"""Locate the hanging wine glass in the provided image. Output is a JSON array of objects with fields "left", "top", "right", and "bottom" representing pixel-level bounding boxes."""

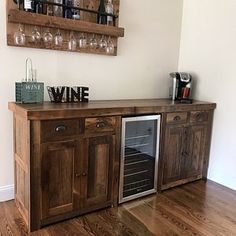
[
  {"left": 79, "top": 33, "right": 87, "bottom": 49},
  {"left": 99, "top": 35, "right": 107, "bottom": 50},
  {"left": 14, "top": 24, "right": 26, "bottom": 46},
  {"left": 68, "top": 32, "right": 77, "bottom": 51},
  {"left": 89, "top": 34, "right": 98, "bottom": 49},
  {"left": 54, "top": 29, "right": 63, "bottom": 46},
  {"left": 30, "top": 26, "right": 41, "bottom": 43},
  {"left": 106, "top": 36, "right": 115, "bottom": 54},
  {"left": 43, "top": 28, "right": 53, "bottom": 44}
]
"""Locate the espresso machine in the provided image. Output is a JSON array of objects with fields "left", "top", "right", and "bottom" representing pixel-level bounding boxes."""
[{"left": 169, "top": 72, "right": 193, "bottom": 103}]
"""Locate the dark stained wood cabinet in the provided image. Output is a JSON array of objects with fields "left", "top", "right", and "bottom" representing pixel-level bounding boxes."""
[
  {"left": 161, "top": 111, "right": 213, "bottom": 190},
  {"left": 41, "top": 141, "right": 77, "bottom": 219},
  {"left": 8, "top": 99, "right": 216, "bottom": 232},
  {"left": 82, "top": 135, "right": 115, "bottom": 209},
  {"left": 162, "top": 125, "right": 185, "bottom": 186}
]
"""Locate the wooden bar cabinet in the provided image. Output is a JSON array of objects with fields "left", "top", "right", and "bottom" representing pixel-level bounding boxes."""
[{"left": 8, "top": 99, "right": 216, "bottom": 232}]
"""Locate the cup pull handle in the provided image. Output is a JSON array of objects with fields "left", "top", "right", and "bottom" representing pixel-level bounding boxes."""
[
  {"left": 174, "top": 116, "right": 181, "bottom": 121},
  {"left": 55, "top": 125, "right": 67, "bottom": 132},
  {"left": 96, "top": 122, "right": 106, "bottom": 128}
]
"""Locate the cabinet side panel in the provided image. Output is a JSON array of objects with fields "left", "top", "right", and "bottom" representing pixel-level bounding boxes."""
[
  {"left": 30, "top": 120, "right": 42, "bottom": 232},
  {"left": 202, "top": 110, "right": 214, "bottom": 179},
  {"left": 14, "top": 114, "right": 30, "bottom": 227}
]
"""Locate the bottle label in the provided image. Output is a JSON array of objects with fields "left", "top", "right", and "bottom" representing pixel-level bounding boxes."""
[{"left": 25, "top": 0, "right": 32, "bottom": 9}]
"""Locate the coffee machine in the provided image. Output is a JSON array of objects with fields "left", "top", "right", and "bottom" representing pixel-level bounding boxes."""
[{"left": 169, "top": 72, "right": 192, "bottom": 103}]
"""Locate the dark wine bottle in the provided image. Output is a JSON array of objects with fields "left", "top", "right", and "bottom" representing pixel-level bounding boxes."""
[
  {"left": 97, "top": 0, "right": 107, "bottom": 24},
  {"left": 13, "top": 0, "right": 23, "bottom": 10},
  {"left": 63, "top": 0, "right": 73, "bottom": 19},
  {"left": 35, "top": 0, "right": 44, "bottom": 14},
  {"left": 24, "top": 0, "right": 35, "bottom": 12}
]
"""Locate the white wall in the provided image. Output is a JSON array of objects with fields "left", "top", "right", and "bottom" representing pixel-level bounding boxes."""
[
  {"left": 0, "top": 0, "right": 183, "bottom": 201},
  {"left": 179, "top": 0, "right": 236, "bottom": 190}
]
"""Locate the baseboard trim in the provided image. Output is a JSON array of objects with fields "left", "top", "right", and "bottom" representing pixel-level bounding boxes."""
[{"left": 0, "top": 185, "right": 14, "bottom": 202}]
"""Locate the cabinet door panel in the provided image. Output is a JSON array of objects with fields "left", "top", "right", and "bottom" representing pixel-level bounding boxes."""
[
  {"left": 185, "top": 125, "right": 206, "bottom": 178},
  {"left": 41, "top": 141, "right": 76, "bottom": 219},
  {"left": 162, "top": 126, "right": 184, "bottom": 185},
  {"left": 82, "top": 135, "right": 114, "bottom": 208}
]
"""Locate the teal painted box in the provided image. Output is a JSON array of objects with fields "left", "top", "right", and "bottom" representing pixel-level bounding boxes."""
[{"left": 15, "top": 82, "right": 44, "bottom": 104}]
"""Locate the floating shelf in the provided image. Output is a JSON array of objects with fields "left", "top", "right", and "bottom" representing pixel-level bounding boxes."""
[
  {"left": 8, "top": 9, "right": 124, "bottom": 37},
  {"left": 6, "top": 0, "right": 124, "bottom": 56}
]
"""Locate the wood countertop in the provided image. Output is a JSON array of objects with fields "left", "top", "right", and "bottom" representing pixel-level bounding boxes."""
[{"left": 8, "top": 99, "right": 216, "bottom": 120}]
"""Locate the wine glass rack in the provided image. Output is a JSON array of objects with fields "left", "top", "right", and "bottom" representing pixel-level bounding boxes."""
[{"left": 7, "top": 0, "right": 124, "bottom": 56}]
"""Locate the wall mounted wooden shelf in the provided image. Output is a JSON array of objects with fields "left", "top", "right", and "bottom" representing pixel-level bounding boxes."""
[
  {"left": 6, "top": 0, "right": 124, "bottom": 56},
  {"left": 8, "top": 9, "right": 124, "bottom": 37}
]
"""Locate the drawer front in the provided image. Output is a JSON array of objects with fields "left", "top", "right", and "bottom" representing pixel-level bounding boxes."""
[
  {"left": 166, "top": 112, "right": 188, "bottom": 124},
  {"left": 85, "top": 117, "right": 116, "bottom": 134},
  {"left": 41, "top": 119, "right": 82, "bottom": 142},
  {"left": 190, "top": 111, "right": 209, "bottom": 123}
]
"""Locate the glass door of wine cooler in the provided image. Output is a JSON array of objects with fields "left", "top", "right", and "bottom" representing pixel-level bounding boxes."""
[{"left": 119, "top": 115, "right": 161, "bottom": 203}]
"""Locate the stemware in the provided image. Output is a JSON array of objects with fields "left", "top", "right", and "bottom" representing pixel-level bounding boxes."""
[
  {"left": 79, "top": 33, "right": 87, "bottom": 49},
  {"left": 43, "top": 28, "right": 53, "bottom": 44},
  {"left": 68, "top": 32, "right": 77, "bottom": 51},
  {"left": 14, "top": 24, "right": 26, "bottom": 46},
  {"left": 89, "top": 34, "right": 98, "bottom": 49},
  {"left": 99, "top": 35, "right": 107, "bottom": 50},
  {"left": 54, "top": 29, "right": 63, "bottom": 46},
  {"left": 30, "top": 26, "right": 41, "bottom": 43},
  {"left": 106, "top": 36, "right": 115, "bottom": 54}
]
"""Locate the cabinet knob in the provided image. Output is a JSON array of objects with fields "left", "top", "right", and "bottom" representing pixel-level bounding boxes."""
[{"left": 82, "top": 172, "right": 87, "bottom": 176}]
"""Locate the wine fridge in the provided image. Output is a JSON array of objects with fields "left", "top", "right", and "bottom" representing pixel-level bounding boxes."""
[{"left": 119, "top": 115, "right": 161, "bottom": 203}]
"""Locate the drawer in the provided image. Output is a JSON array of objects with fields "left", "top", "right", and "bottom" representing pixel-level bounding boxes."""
[
  {"left": 190, "top": 111, "right": 209, "bottom": 123},
  {"left": 41, "top": 119, "right": 82, "bottom": 142},
  {"left": 166, "top": 112, "right": 188, "bottom": 124},
  {"left": 85, "top": 117, "right": 116, "bottom": 134}
]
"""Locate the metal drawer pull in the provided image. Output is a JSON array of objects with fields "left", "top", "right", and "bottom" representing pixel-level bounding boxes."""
[
  {"left": 173, "top": 116, "right": 181, "bottom": 121},
  {"left": 55, "top": 125, "right": 67, "bottom": 132},
  {"left": 96, "top": 122, "right": 106, "bottom": 128}
]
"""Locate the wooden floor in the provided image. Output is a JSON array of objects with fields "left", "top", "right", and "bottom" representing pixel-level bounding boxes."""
[{"left": 1, "top": 180, "right": 236, "bottom": 236}]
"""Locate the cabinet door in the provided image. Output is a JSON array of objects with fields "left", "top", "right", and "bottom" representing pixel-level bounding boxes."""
[
  {"left": 162, "top": 125, "right": 185, "bottom": 187},
  {"left": 81, "top": 135, "right": 115, "bottom": 209},
  {"left": 184, "top": 125, "right": 207, "bottom": 178},
  {"left": 41, "top": 140, "right": 78, "bottom": 219}
]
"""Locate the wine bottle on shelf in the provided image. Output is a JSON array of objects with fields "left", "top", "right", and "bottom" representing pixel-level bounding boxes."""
[
  {"left": 97, "top": 0, "right": 107, "bottom": 25},
  {"left": 105, "top": 0, "right": 114, "bottom": 26},
  {"left": 54, "top": 0, "right": 63, "bottom": 17},
  {"left": 35, "top": 0, "right": 44, "bottom": 14},
  {"left": 72, "top": 0, "right": 80, "bottom": 20},
  {"left": 13, "top": 0, "right": 23, "bottom": 10},
  {"left": 24, "top": 0, "right": 35, "bottom": 12},
  {"left": 63, "top": 0, "right": 73, "bottom": 19}
]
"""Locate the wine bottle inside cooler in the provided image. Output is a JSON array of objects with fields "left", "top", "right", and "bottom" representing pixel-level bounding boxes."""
[
  {"left": 24, "top": 0, "right": 35, "bottom": 12},
  {"left": 97, "top": 0, "right": 107, "bottom": 24}
]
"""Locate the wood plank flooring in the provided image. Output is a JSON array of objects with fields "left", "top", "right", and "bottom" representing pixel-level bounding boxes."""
[{"left": 0, "top": 180, "right": 236, "bottom": 236}]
